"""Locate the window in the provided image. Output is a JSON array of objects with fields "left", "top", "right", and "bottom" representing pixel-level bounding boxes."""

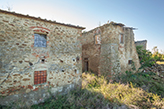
[
  {"left": 128, "top": 60, "right": 132, "bottom": 65},
  {"left": 120, "top": 34, "right": 124, "bottom": 44},
  {"left": 34, "top": 33, "right": 47, "bottom": 47},
  {"left": 34, "top": 70, "right": 47, "bottom": 85},
  {"left": 95, "top": 34, "right": 101, "bottom": 44}
]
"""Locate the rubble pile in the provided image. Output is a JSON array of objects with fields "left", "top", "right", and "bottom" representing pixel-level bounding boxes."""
[{"left": 143, "top": 64, "right": 164, "bottom": 78}]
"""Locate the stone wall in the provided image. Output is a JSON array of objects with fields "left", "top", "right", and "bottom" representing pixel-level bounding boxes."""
[
  {"left": 81, "top": 29, "right": 101, "bottom": 75},
  {"left": 81, "top": 22, "right": 140, "bottom": 78},
  {"left": 135, "top": 40, "right": 147, "bottom": 50},
  {"left": 0, "top": 10, "right": 84, "bottom": 106},
  {"left": 119, "top": 27, "right": 140, "bottom": 73}
]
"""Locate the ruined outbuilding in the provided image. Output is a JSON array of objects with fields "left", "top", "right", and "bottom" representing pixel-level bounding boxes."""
[
  {"left": 0, "top": 9, "right": 85, "bottom": 106},
  {"left": 81, "top": 22, "right": 140, "bottom": 78},
  {"left": 135, "top": 40, "right": 147, "bottom": 50}
]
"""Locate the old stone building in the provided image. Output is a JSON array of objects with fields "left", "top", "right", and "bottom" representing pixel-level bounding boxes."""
[
  {"left": 81, "top": 22, "right": 140, "bottom": 78},
  {"left": 0, "top": 9, "right": 142, "bottom": 107},
  {"left": 135, "top": 40, "right": 147, "bottom": 50},
  {"left": 0, "top": 9, "right": 85, "bottom": 106}
]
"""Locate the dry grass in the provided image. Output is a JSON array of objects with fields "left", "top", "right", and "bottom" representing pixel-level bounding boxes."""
[
  {"left": 30, "top": 72, "right": 164, "bottom": 109},
  {"left": 1, "top": 72, "right": 164, "bottom": 109},
  {"left": 156, "top": 61, "right": 164, "bottom": 65}
]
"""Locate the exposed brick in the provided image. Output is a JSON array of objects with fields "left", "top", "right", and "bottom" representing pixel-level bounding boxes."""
[
  {"left": 33, "top": 88, "right": 38, "bottom": 91},
  {"left": 1, "top": 91, "right": 5, "bottom": 94},
  {"left": 22, "top": 78, "right": 30, "bottom": 81},
  {"left": 28, "top": 85, "right": 33, "bottom": 89}
]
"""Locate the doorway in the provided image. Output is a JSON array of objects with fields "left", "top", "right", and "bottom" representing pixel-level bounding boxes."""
[{"left": 84, "top": 58, "right": 89, "bottom": 72}]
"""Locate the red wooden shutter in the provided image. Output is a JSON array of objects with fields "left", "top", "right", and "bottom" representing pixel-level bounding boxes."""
[{"left": 34, "top": 70, "right": 47, "bottom": 85}]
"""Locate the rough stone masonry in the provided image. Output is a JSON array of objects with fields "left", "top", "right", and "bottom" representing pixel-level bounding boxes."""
[
  {"left": 0, "top": 9, "right": 142, "bottom": 107},
  {"left": 81, "top": 22, "right": 141, "bottom": 78},
  {"left": 0, "top": 9, "right": 85, "bottom": 106},
  {"left": 135, "top": 40, "right": 147, "bottom": 50}
]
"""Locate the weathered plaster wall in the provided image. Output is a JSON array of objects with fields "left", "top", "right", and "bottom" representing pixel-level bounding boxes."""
[
  {"left": 135, "top": 40, "right": 147, "bottom": 50},
  {"left": 0, "top": 11, "right": 83, "bottom": 106},
  {"left": 119, "top": 28, "right": 140, "bottom": 73}
]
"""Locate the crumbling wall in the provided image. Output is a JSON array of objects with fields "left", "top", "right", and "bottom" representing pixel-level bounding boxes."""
[
  {"left": 119, "top": 28, "right": 140, "bottom": 73},
  {"left": 81, "top": 22, "right": 140, "bottom": 78},
  {"left": 99, "top": 24, "right": 121, "bottom": 78},
  {"left": 81, "top": 23, "right": 122, "bottom": 78},
  {"left": 135, "top": 40, "right": 147, "bottom": 50},
  {"left": 0, "top": 11, "right": 83, "bottom": 106},
  {"left": 81, "top": 29, "right": 101, "bottom": 75}
]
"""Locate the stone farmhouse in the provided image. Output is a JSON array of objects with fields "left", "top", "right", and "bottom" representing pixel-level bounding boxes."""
[
  {"left": 0, "top": 9, "right": 85, "bottom": 105},
  {"left": 0, "top": 9, "right": 141, "bottom": 106},
  {"left": 81, "top": 22, "right": 140, "bottom": 78}
]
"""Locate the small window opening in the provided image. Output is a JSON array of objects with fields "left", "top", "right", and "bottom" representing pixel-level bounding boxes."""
[
  {"left": 95, "top": 34, "right": 101, "bottom": 44},
  {"left": 128, "top": 60, "right": 132, "bottom": 65},
  {"left": 34, "top": 70, "right": 47, "bottom": 85},
  {"left": 120, "top": 34, "right": 124, "bottom": 44},
  {"left": 34, "top": 33, "right": 47, "bottom": 47}
]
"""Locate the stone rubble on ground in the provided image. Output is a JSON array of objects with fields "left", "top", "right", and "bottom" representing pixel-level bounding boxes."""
[{"left": 142, "top": 63, "right": 164, "bottom": 78}]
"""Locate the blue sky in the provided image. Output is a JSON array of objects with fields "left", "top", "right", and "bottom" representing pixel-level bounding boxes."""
[{"left": 0, "top": 0, "right": 164, "bottom": 52}]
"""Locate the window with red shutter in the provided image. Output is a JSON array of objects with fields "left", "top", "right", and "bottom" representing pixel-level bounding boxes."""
[{"left": 34, "top": 70, "right": 47, "bottom": 85}]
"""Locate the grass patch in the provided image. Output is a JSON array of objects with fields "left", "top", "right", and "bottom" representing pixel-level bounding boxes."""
[{"left": 116, "top": 71, "right": 164, "bottom": 98}]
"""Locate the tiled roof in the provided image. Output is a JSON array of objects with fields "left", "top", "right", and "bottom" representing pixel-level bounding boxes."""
[{"left": 0, "top": 9, "right": 85, "bottom": 29}]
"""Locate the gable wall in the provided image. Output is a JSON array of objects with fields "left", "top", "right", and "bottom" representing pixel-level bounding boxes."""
[{"left": 0, "top": 12, "right": 83, "bottom": 106}]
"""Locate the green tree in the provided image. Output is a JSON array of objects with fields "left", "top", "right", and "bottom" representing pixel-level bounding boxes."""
[
  {"left": 152, "top": 46, "right": 164, "bottom": 61},
  {"left": 136, "top": 45, "right": 155, "bottom": 69}
]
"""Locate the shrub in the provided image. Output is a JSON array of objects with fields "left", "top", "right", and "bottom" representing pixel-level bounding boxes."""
[{"left": 136, "top": 45, "right": 155, "bottom": 68}]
